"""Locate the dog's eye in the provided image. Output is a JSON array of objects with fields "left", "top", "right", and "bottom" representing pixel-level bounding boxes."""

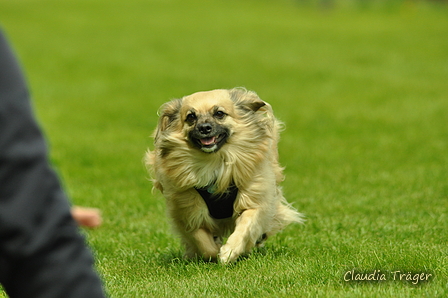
[
  {"left": 186, "top": 113, "right": 197, "bottom": 123},
  {"left": 214, "top": 111, "right": 226, "bottom": 119}
]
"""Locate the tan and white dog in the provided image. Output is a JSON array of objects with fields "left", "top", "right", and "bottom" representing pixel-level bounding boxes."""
[{"left": 145, "top": 88, "right": 303, "bottom": 264}]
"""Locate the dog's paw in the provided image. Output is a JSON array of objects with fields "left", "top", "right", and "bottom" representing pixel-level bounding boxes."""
[{"left": 218, "top": 244, "right": 239, "bottom": 264}]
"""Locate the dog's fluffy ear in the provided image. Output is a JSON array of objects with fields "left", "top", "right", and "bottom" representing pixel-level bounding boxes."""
[
  {"left": 229, "top": 88, "right": 268, "bottom": 113},
  {"left": 154, "top": 98, "right": 182, "bottom": 142}
]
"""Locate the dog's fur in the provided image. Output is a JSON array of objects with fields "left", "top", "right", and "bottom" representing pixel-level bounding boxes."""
[{"left": 145, "top": 88, "right": 303, "bottom": 263}]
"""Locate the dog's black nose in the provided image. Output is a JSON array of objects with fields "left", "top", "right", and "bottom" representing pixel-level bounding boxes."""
[{"left": 198, "top": 123, "right": 213, "bottom": 134}]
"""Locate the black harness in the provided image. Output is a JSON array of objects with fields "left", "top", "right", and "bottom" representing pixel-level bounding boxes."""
[{"left": 195, "top": 185, "right": 238, "bottom": 219}]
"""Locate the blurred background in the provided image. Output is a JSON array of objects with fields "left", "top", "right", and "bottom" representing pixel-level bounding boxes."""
[{"left": 0, "top": 0, "right": 447, "bottom": 296}]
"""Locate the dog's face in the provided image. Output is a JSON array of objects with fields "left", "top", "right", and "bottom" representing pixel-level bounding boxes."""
[
  {"left": 181, "top": 90, "right": 235, "bottom": 153},
  {"left": 154, "top": 88, "right": 268, "bottom": 155}
]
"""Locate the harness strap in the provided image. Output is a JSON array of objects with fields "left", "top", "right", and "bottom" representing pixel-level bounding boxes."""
[{"left": 195, "top": 185, "right": 238, "bottom": 219}]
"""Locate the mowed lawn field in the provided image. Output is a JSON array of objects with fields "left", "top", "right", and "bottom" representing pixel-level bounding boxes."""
[{"left": 1, "top": 0, "right": 447, "bottom": 297}]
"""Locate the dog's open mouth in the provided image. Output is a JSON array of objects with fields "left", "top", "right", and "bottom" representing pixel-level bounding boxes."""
[
  {"left": 199, "top": 134, "right": 224, "bottom": 146},
  {"left": 194, "top": 133, "right": 228, "bottom": 153}
]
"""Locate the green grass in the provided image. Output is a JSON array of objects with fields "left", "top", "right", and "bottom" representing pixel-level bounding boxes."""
[{"left": 1, "top": 0, "right": 447, "bottom": 297}]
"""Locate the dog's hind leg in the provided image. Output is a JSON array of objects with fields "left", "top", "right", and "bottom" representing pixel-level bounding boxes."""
[{"left": 255, "top": 233, "right": 268, "bottom": 247}]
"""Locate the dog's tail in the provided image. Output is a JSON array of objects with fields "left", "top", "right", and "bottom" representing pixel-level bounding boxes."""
[{"left": 269, "top": 190, "right": 305, "bottom": 237}]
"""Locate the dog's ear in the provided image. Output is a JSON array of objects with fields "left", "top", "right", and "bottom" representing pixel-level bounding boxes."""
[
  {"left": 229, "top": 88, "right": 267, "bottom": 113},
  {"left": 154, "top": 98, "right": 182, "bottom": 142}
]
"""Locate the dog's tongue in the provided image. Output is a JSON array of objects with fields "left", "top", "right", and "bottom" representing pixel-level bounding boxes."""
[{"left": 200, "top": 137, "right": 216, "bottom": 146}]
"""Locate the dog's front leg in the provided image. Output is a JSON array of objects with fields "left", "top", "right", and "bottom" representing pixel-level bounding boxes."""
[
  {"left": 219, "top": 209, "right": 263, "bottom": 264},
  {"left": 191, "top": 228, "right": 220, "bottom": 261}
]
